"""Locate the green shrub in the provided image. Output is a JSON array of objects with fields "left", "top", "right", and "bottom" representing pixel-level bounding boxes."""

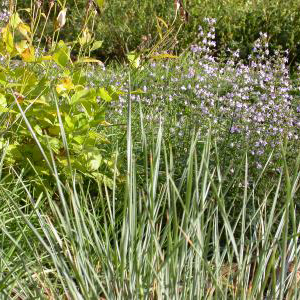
[
  {"left": 0, "top": 10, "right": 120, "bottom": 193},
  {"left": 15, "top": 0, "right": 300, "bottom": 66}
]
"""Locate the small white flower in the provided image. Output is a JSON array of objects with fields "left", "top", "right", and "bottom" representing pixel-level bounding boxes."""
[{"left": 56, "top": 8, "right": 67, "bottom": 30}]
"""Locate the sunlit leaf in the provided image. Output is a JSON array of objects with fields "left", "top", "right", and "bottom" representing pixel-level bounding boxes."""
[
  {"left": 64, "top": 114, "right": 75, "bottom": 130},
  {"left": 106, "top": 85, "right": 125, "bottom": 101},
  {"left": 71, "top": 88, "right": 96, "bottom": 105},
  {"left": 9, "top": 13, "right": 22, "bottom": 29},
  {"left": 90, "top": 110, "right": 105, "bottom": 126},
  {"left": 92, "top": 172, "right": 113, "bottom": 188},
  {"left": 56, "top": 77, "right": 74, "bottom": 94},
  {"left": 2, "top": 25, "right": 14, "bottom": 53},
  {"left": 79, "top": 27, "right": 92, "bottom": 46},
  {"left": 94, "top": 0, "right": 105, "bottom": 9},
  {"left": 90, "top": 40, "right": 103, "bottom": 52},
  {"left": 131, "top": 89, "right": 146, "bottom": 94},
  {"left": 53, "top": 40, "right": 71, "bottom": 68},
  {"left": 20, "top": 46, "right": 35, "bottom": 62},
  {"left": 150, "top": 53, "right": 178, "bottom": 60},
  {"left": 15, "top": 40, "right": 28, "bottom": 54},
  {"left": 53, "top": 49, "right": 70, "bottom": 67},
  {"left": 127, "top": 51, "right": 141, "bottom": 68},
  {"left": 17, "top": 23, "right": 32, "bottom": 41},
  {"left": 98, "top": 87, "right": 112, "bottom": 102},
  {"left": 34, "top": 124, "right": 43, "bottom": 136},
  {"left": 0, "top": 93, "right": 7, "bottom": 111},
  {"left": 0, "top": 72, "right": 7, "bottom": 85},
  {"left": 41, "top": 55, "right": 53, "bottom": 61},
  {"left": 85, "top": 150, "right": 102, "bottom": 171},
  {"left": 73, "top": 135, "right": 85, "bottom": 144},
  {"left": 72, "top": 71, "right": 87, "bottom": 85},
  {"left": 75, "top": 57, "right": 104, "bottom": 65}
]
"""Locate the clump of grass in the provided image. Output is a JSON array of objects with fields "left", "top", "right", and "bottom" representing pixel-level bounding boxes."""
[{"left": 0, "top": 103, "right": 299, "bottom": 298}]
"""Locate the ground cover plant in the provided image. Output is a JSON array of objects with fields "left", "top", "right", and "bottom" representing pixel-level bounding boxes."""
[{"left": 0, "top": 1, "right": 300, "bottom": 299}]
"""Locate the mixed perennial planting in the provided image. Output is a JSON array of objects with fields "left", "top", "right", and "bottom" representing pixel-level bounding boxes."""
[
  {"left": 87, "top": 19, "right": 300, "bottom": 170},
  {"left": 1, "top": 2, "right": 300, "bottom": 299}
]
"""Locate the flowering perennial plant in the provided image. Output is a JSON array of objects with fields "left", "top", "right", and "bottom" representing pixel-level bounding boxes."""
[
  {"left": 87, "top": 19, "right": 300, "bottom": 169},
  {"left": 0, "top": 1, "right": 9, "bottom": 27}
]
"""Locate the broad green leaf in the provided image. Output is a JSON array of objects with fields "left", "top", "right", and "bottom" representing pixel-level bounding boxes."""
[
  {"left": 9, "top": 13, "right": 22, "bottom": 29},
  {"left": 94, "top": 110, "right": 105, "bottom": 121},
  {"left": 91, "top": 172, "right": 113, "bottom": 188},
  {"left": 72, "top": 71, "right": 87, "bottom": 85},
  {"left": 0, "top": 93, "right": 7, "bottom": 112},
  {"left": 95, "top": 0, "right": 105, "bottom": 8},
  {"left": 2, "top": 25, "right": 14, "bottom": 54},
  {"left": 20, "top": 46, "right": 35, "bottom": 62},
  {"left": 64, "top": 114, "right": 75, "bottom": 130},
  {"left": 53, "top": 48, "right": 70, "bottom": 68},
  {"left": 0, "top": 106, "right": 8, "bottom": 113},
  {"left": 127, "top": 51, "right": 141, "bottom": 68},
  {"left": 73, "top": 135, "right": 85, "bottom": 144},
  {"left": 34, "top": 166, "right": 50, "bottom": 176},
  {"left": 56, "top": 77, "right": 74, "bottom": 94},
  {"left": 88, "top": 130, "right": 108, "bottom": 142},
  {"left": 127, "top": 51, "right": 137, "bottom": 63},
  {"left": 48, "top": 137, "right": 60, "bottom": 153},
  {"left": 90, "top": 40, "right": 103, "bottom": 52},
  {"left": 98, "top": 87, "right": 112, "bottom": 102},
  {"left": 53, "top": 41, "right": 71, "bottom": 68},
  {"left": 7, "top": 144, "right": 23, "bottom": 160},
  {"left": 71, "top": 88, "right": 96, "bottom": 106},
  {"left": 48, "top": 126, "right": 60, "bottom": 136},
  {"left": 34, "top": 124, "right": 43, "bottom": 136},
  {"left": 0, "top": 72, "right": 6, "bottom": 85},
  {"left": 38, "top": 117, "right": 53, "bottom": 127},
  {"left": 107, "top": 85, "right": 125, "bottom": 100},
  {"left": 57, "top": 157, "right": 68, "bottom": 167},
  {"left": 29, "top": 77, "right": 51, "bottom": 99},
  {"left": 73, "top": 114, "right": 89, "bottom": 130},
  {"left": 23, "top": 144, "right": 43, "bottom": 162},
  {"left": 15, "top": 40, "right": 28, "bottom": 54}
]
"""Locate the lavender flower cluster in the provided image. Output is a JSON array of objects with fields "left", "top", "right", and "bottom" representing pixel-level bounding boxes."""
[
  {"left": 0, "top": 0, "right": 10, "bottom": 65},
  {"left": 0, "top": 0, "right": 10, "bottom": 27},
  {"left": 94, "top": 19, "right": 299, "bottom": 168}
]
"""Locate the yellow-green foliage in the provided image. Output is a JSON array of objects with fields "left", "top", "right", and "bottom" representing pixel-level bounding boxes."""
[{"left": 0, "top": 11, "right": 121, "bottom": 192}]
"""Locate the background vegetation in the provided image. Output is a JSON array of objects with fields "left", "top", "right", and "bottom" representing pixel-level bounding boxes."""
[
  {"left": 0, "top": 0, "right": 300, "bottom": 299},
  {"left": 14, "top": 0, "right": 300, "bottom": 67}
]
